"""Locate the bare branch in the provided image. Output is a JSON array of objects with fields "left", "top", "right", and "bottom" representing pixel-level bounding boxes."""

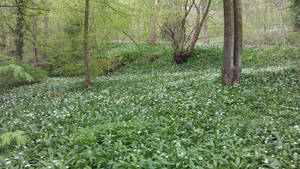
[
  {"left": 184, "top": 26, "right": 196, "bottom": 47},
  {"left": 181, "top": 0, "right": 195, "bottom": 26},
  {"left": 188, "top": 0, "right": 212, "bottom": 54}
]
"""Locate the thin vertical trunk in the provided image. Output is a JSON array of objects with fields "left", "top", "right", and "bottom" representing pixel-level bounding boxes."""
[
  {"left": 222, "top": 0, "right": 234, "bottom": 85},
  {"left": 0, "top": 24, "right": 6, "bottom": 55},
  {"left": 279, "top": 2, "right": 286, "bottom": 45},
  {"left": 188, "top": 0, "right": 212, "bottom": 54},
  {"left": 255, "top": 0, "right": 262, "bottom": 45},
  {"left": 31, "top": 16, "right": 38, "bottom": 67},
  {"left": 233, "top": 0, "right": 243, "bottom": 83},
  {"left": 15, "top": 0, "right": 25, "bottom": 61},
  {"left": 43, "top": 13, "right": 49, "bottom": 64},
  {"left": 83, "top": 0, "right": 90, "bottom": 89},
  {"left": 263, "top": 6, "right": 267, "bottom": 41},
  {"left": 148, "top": 0, "right": 157, "bottom": 45},
  {"left": 202, "top": 2, "right": 209, "bottom": 44},
  {"left": 149, "top": 18, "right": 157, "bottom": 45}
]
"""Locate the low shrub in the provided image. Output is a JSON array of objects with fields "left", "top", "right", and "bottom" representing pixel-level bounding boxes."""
[
  {"left": 193, "top": 45, "right": 223, "bottom": 65},
  {"left": 48, "top": 45, "right": 142, "bottom": 77},
  {"left": 0, "top": 61, "right": 47, "bottom": 88},
  {"left": 243, "top": 46, "right": 299, "bottom": 67}
]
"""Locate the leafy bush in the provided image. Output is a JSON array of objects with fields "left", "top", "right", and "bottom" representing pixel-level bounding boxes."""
[
  {"left": 243, "top": 46, "right": 299, "bottom": 67},
  {"left": 48, "top": 44, "right": 142, "bottom": 77},
  {"left": 0, "top": 130, "right": 26, "bottom": 148},
  {"left": 193, "top": 45, "right": 223, "bottom": 65},
  {"left": 0, "top": 62, "right": 47, "bottom": 88},
  {"left": 0, "top": 64, "right": 33, "bottom": 83}
]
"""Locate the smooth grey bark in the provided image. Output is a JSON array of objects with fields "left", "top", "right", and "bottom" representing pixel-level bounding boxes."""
[
  {"left": 222, "top": 0, "right": 235, "bottom": 85},
  {"left": 233, "top": 0, "right": 243, "bottom": 82},
  {"left": 83, "top": 0, "right": 90, "bottom": 89},
  {"left": 222, "top": 0, "right": 243, "bottom": 85}
]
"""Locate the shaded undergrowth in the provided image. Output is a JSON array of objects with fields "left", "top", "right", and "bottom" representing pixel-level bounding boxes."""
[{"left": 0, "top": 45, "right": 299, "bottom": 168}]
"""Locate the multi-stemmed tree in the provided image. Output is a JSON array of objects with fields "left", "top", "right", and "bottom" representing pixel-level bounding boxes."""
[
  {"left": 159, "top": 0, "right": 212, "bottom": 64},
  {"left": 222, "top": 0, "right": 243, "bottom": 85}
]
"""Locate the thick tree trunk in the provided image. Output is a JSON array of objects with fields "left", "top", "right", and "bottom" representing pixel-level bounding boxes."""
[
  {"left": 15, "top": 0, "right": 25, "bottom": 61},
  {"left": 222, "top": 0, "right": 235, "bottom": 85},
  {"left": 233, "top": 0, "right": 243, "bottom": 82},
  {"left": 173, "top": 53, "right": 189, "bottom": 64},
  {"left": 84, "top": 0, "right": 90, "bottom": 89},
  {"left": 31, "top": 16, "right": 38, "bottom": 67}
]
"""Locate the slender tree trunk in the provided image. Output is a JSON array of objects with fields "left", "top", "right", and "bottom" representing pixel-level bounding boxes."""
[
  {"left": 0, "top": 24, "right": 6, "bottom": 55},
  {"left": 203, "top": 19, "right": 209, "bottom": 44},
  {"left": 15, "top": 0, "right": 25, "bottom": 61},
  {"left": 149, "top": 18, "right": 157, "bottom": 45},
  {"left": 188, "top": 0, "right": 212, "bottom": 54},
  {"left": 148, "top": 0, "right": 157, "bottom": 45},
  {"left": 222, "top": 0, "right": 235, "bottom": 85},
  {"left": 83, "top": 0, "right": 90, "bottom": 89},
  {"left": 233, "top": 0, "right": 243, "bottom": 82},
  {"left": 202, "top": 1, "right": 209, "bottom": 44},
  {"left": 43, "top": 12, "right": 49, "bottom": 65},
  {"left": 31, "top": 15, "right": 38, "bottom": 67},
  {"left": 263, "top": 6, "right": 267, "bottom": 42},
  {"left": 279, "top": 2, "right": 286, "bottom": 45}
]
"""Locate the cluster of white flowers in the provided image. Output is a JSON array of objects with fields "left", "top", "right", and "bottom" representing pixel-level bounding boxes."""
[{"left": 1, "top": 59, "right": 299, "bottom": 168}]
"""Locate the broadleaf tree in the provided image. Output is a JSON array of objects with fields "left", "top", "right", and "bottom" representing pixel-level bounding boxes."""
[{"left": 222, "top": 0, "right": 243, "bottom": 85}]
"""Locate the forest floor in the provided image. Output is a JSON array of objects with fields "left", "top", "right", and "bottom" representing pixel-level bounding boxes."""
[{"left": 0, "top": 46, "right": 299, "bottom": 168}]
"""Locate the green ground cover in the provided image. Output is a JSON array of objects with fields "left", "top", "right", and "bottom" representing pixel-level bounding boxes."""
[{"left": 0, "top": 46, "right": 299, "bottom": 168}]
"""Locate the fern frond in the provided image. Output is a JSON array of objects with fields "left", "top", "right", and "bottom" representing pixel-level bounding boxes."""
[
  {"left": 0, "top": 132, "right": 12, "bottom": 147},
  {"left": 0, "top": 64, "right": 34, "bottom": 82},
  {"left": 13, "top": 130, "right": 27, "bottom": 146},
  {"left": 0, "top": 130, "right": 27, "bottom": 147}
]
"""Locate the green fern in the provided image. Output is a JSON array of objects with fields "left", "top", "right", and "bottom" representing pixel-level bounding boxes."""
[
  {"left": 0, "top": 130, "right": 27, "bottom": 147},
  {"left": 0, "top": 64, "right": 34, "bottom": 82}
]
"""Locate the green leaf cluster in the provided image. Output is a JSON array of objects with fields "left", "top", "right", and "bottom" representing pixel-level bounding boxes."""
[
  {"left": 0, "top": 62, "right": 47, "bottom": 88},
  {"left": 0, "top": 130, "right": 27, "bottom": 147},
  {"left": 0, "top": 64, "right": 34, "bottom": 82}
]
